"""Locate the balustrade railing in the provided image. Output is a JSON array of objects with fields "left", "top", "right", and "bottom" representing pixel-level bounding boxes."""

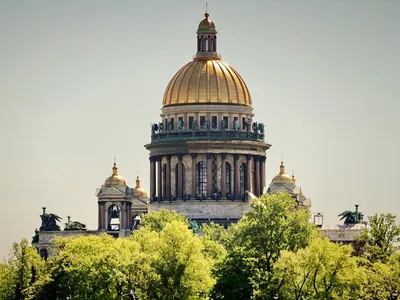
[{"left": 150, "top": 127, "right": 265, "bottom": 143}]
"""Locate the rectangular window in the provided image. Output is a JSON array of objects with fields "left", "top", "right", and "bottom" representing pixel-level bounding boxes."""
[
  {"left": 212, "top": 116, "right": 217, "bottom": 129},
  {"left": 200, "top": 116, "right": 206, "bottom": 129},
  {"left": 242, "top": 117, "right": 246, "bottom": 130},
  {"left": 170, "top": 118, "right": 175, "bottom": 130},
  {"left": 189, "top": 116, "right": 194, "bottom": 129},
  {"left": 223, "top": 116, "right": 228, "bottom": 129}
]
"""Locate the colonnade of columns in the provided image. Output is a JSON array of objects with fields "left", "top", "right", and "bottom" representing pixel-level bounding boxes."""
[{"left": 149, "top": 154, "right": 266, "bottom": 201}]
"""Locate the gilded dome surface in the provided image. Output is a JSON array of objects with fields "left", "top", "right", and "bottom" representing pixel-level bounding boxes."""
[
  {"left": 104, "top": 163, "right": 126, "bottom": 186},
  {"left": 134, "top": 176, "right": 148, "bottom": 197},
  {"left": 163, "top": 59, "right": 252, "bottom": 107},
  {"left": 198, "top": 13, "right": 216, "bottom": 32},
  {"left": 271, "top": 162, "right": 294, "bottom": 184}
]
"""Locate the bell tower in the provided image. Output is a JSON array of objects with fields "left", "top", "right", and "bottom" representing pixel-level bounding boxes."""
[{"left": 96, "top": 162, "right": 133, "bottom": 237}]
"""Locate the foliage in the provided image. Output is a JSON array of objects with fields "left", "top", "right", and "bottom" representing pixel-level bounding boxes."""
[
  {"left": 211, "top": 193, "right": 316, "bottom": 299},
  {"left": 200, "top": 222, "right": 228, "bottom": 262},
  {"left": 357, "top": 213, "right": 400, "bottom": 263},
  {"left": 30, "top": 216, "right": 214, "bottom": 300},
  {"left": 359, "top": 253, "right": 400, "bottom": 300},
  {"left": 0, "top": 239, "right": 45, "bottom": 300},
  {"left": 140, "top": 208, "right": 187, "bottom": 232},
  {"left": 274, "top": 236, "right": 366, "bottom": 300}
]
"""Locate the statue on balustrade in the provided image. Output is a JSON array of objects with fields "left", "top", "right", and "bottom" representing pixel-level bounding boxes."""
[
  {"left": 221, "top": 119, "right": 226, "bottom": 130},
  {"left": 258, "top": 123, "right": 265, "bottom": 134},
  {"left": 151, "top": 123, "right": 159, "bottom": 135},
  {"left": 233, "top": 119, "right": 239, "bottom": 131},
  {"left": 178, "top": 119, "right": 184, "bottom": 131},
  {"left": 252, "top": 121, "right": 258, "bottom": 133},
  {"left": 159, "top": 122, "right": 164, "bottom": 133}
]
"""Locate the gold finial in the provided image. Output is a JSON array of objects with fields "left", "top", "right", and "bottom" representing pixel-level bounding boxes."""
[
  {"left": 112, "top": 159, "right": 118, "bottom": 176},
  {"left": 135, "top": 176, "right": 141, "bottom": 188},
  {"left": 279, "top": 161, "right": 285, "bottom": 175}
]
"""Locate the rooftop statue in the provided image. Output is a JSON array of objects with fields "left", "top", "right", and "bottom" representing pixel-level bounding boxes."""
[
  {"left": 39, "top": 207, "right": 62, "bottom": 231},
  {"left": 32, "top": 228, "right": 39, "bottom": 243},
  {"left": 64, "top": 216, "right": 87, "bottom": 231},
  {"left": 338, "top": 204, "right": 363, "bottom": 224}
]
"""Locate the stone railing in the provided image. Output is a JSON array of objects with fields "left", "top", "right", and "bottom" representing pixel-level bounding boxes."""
[{"left": 150, "top": 128, "right": 265, "bottom": 144}]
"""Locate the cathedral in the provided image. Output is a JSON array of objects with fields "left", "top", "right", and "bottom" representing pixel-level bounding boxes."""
[
  {"left": 145, "top": 11, "right": 270, "bottom": 227},
  {"left": 32, "top": 12, "right": 318, "bottom": 255}
]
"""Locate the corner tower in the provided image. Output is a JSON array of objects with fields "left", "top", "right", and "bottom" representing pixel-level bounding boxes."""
[{"left": 145, "top": 12, "right": 271, "bottom": 226}]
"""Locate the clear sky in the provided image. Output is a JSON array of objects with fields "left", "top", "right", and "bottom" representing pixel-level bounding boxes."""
[{"left": 0, "top": 0, "right": 399, "bottom": 258}]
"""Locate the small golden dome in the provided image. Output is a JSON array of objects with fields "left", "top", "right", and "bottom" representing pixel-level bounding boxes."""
[
  {"left": 163, "top": 59, "right": 251, "bottom": 107},
  {"left": 134, "top": 176, "right": 148, "bottom": 197},
  {"left": 271, "top": 161, "right": 294, "bottom": 184},
  {"left": 198, "top": 12, "right": 216, "bottom": 32},
  {"left": 105, "top": 163, "right": 126, "bottom": 186}
]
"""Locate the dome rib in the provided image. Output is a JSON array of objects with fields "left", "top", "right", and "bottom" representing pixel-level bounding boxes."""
[{"left": 211, "top": 61, "right": 221, "bottom": 102}]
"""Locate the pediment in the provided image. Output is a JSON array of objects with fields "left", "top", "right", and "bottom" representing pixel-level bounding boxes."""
[
  {"left": 132, "top": 198, "right": 149, "bottom": 206},
  {"left": 99, "top": 186, "right": 126, "bottom": 196}
]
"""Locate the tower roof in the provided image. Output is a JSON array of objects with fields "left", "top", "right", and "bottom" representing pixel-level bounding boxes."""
[
  {"left": 104, "top": 162, "right": 126, "bottom": 186},
  {"left": 162, "top": 12, "right": 251, "bottom": 107},
  {"left": 271, "top": 161, "right": 294, "bottom": 184},
  {"left": 197, "top": 12, "right": 217, "bottom": 33}
]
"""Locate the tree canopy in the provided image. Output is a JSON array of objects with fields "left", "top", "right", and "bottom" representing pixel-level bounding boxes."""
[{"left": 3, "top": 195, "right": 400, "bottom": 299}]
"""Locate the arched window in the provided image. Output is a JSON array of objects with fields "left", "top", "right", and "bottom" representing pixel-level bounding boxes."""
[
  {"left": 240, "top": 163, "right": 247, "bottom": 199},
  {"left": 108, "top": 204, "right": 120, "bottom": 231},
  {"left": 175, "top": 163, "right": 186, "bottom": 197},
  {"left": 197, "top": 37, "right": 201, "bottom": 52},
  {"left": 205, "top": 38, "right": 209, "bottom": 51},
  {"left": 210, "top": 38, "right": 214, "bottom": 52},
  {"left": 196, "top": 161, "right": 207, "bottom": 198},
  {"left": 226, "top": 162, "right": 232, "bottom": 194}
]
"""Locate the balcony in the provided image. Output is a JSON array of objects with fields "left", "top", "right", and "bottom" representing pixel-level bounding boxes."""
[{"left": 150, "top": 126, "right": 265, "bottom": 144}]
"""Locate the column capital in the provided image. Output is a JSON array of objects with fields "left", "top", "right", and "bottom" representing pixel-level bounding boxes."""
[
  {"left": 191, "top": 153, "right": 197, "bottom": 159},
  {"left": 261, "top": 155, "right": 266, "bottom": 162},
  {"left": 246, "top": 154, "right": 252, "bottom": 161},
  {"left": 221, "top": 153, "right": 227, "bottom": 160},
  {"left": 177, "top": 154, "right": 184, "bottom": 160},
  {"left": 166, "top": 154, "right": 172, "bottom": 160},
  {"left": 234, "top": 154, "right": 240, "bottom": 160},
  {"left": 206, "top": 153, "right": 212, "bottom": 159},
  {"left": 156, "top": 155, "right": 163, "bottom": 162},
  {"left": 253, "top": 155, "right": 261, "bottom": 162},
  {"left": 149, "top": 156, "right": 157, "bottom": 163}
]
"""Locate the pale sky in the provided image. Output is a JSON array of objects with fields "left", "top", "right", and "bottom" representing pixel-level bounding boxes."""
[{"left": 0, "top": 0, "right": 399, "bottom": 258}]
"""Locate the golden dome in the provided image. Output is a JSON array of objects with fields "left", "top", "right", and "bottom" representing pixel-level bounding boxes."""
[
  {"left": 198, "top": 12, "right": 216, "bottom": 32},
  {"left": 271, "top": 161, "right": 294, "bottom": 184},
  {"left": 163, "top": 59, "right": 251, "bottom": 107},
  {"left": 134, "top": 176, "right": 148, "bottom": 197},
  {"left": 104, "top": 163, "right": 126, "bottom": 186}
]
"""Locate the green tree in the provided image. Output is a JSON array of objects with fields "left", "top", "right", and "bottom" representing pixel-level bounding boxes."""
[
  {"left": 0, "top": 239, "right": 45, "bottom": 300},
  {"left": 357, "top": 213, "right": 400, "bottom": 263},
  {"left": 141, "top": 209, "right": 187, "bottom": 232},
  {"left": 274, "top": 237, "right": 366, "bottom": 300},
  {"left": 132, "top": 220, "right": 215, "bottom": 299},
  {"left": 211, "top": 193, "right": 316, "bottom": 299},
  {"left": 359, "top": 253, "right": 400, "bottom": 300},
  {"left": 200, "top": 222, "right": 228, "bottom": 262}
]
